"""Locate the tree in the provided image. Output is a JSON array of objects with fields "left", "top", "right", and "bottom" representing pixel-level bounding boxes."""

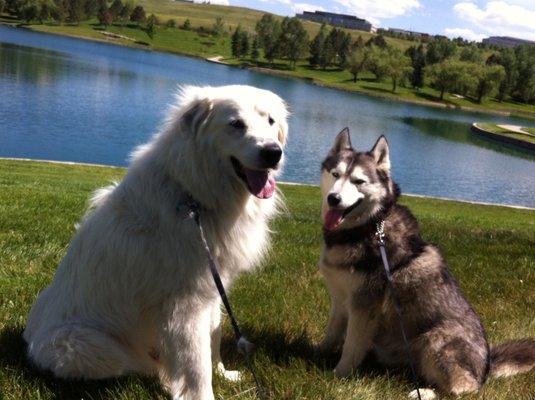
[
  {"left": 309, "top": 23, "right": 326, "bottom": 67},
  {"left": 251, "top": 36, "right": 260, "bottom": 60},
  {"left": 98, "top": 2, "right": 112, "bottom": 27},
  {"left": 66, "top": 0, "right": 84, "bottom": 23},
  {"left": 108, "top": 0, "right": 122, "bottom": 20},
  {"left": 426, "top": 37, "right": 457, "bottom": 64},
  {"left": 165, "top": 18, "right": 176, "bottom": 28},
  {"left": 487, "top": 49, "right": 517, "bottom": 102},
  {"left": 473, "top": 64, "right": 505, "bottom": 103},
  {"left": 278, "top": 17, "right": 308, "bottom": 69},
  {"left": 182, "top": 18, "right": 191, "bottom": 30},
  {"left": 146, "top": 13, "right": 157, "bottom": 39},
  {"left": 427, "top": 60, "right": 472, "bottom": 100},
  {"left": 0, "top": 0, "right": 4, "bottom": 14},
  {"left": 230, "top": 26, "right": 250, "bottom": 59},
  {"left": 130, "top": 5, "right": 145, "bottom": 24},
  {"left": 366, "top": 34, "right": 388, "bottom": 49},
  {"left": 366, "top": 46, "right": 390, "bottom": 81},
  {"left": 386, "top": 47, "right": 413, "bottom": 92},
  {"left": 118, "top": 2, "right": 132, "bottom": 23},
  {"left": 459, "top": 45, "right": 483, "bottom": 63},
  {"left": 84, "top": 0, "right": 99, "bottom": 20},
  {"left": 38, "top": 1, "right": 52, "bottom": 22},
  {"left": 255, "top": 14, "right": 281, "bottom": 65},
  {"left": 212, "top": 17, "right": 224, "bottom": 37},
  {"left": 405, "top": 44, "right": 426, "bottom": 88},
  {"left": 512, "top": 45, "right": 535, "bottom": 104},
  {"left": 346, "top": 46, "right": 369, "bottom": 82},
  {"left": 20, "top": 2, "right": 39, "bottom": 22}
]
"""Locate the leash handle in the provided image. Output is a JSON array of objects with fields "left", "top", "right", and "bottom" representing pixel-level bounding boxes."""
[{"left": 377, "top": 222, "right": 422, "bottom": 400}]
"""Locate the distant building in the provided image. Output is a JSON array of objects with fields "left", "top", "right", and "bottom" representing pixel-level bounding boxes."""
[
  {"left": 482, "top": 36, "right": 535, "bottom": 48},
  {"left": 387, "top": 28, "right": 429, "bottom": 39},
  {"left": 296, "top": 10, "right": 373, "bottom": 33}
]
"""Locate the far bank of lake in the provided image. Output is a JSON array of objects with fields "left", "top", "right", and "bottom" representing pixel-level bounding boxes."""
[
  {"left": 2, "top": 20, "right": 535, "bottom": 119},
  {"left": 1, "top": 24, "right": 535, "bottom": 207}
]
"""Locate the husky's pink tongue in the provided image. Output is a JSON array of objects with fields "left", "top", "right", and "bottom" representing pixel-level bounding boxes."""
[
  {"left": 243, "top": 168, "right": 276, "bottom": 199},
  {"left": 324, "top": 208, "right": 344, "bottom": 231}
]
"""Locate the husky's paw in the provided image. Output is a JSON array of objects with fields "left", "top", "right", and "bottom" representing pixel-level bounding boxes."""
[
  {"left": 216, "top": 362, "right": 242, "bottom": 382},
  {"left": 408, "top": 388, "right": 437, "bottom": 400}
]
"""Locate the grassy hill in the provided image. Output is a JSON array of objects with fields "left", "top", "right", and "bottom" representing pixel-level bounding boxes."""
[{"left": 0, "top": 159, "right": 534, "bottom": 399}]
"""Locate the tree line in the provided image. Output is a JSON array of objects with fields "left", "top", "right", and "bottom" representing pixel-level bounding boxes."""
[{"left": 230, "top": 15, "right": 535, "bottom": 105}]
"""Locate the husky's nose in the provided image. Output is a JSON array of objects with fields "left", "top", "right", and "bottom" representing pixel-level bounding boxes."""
[
  {"left": 327, "top": 193, "right": 342, "bottom": 207},
  {"left": 259, "top": 142, "right": 282, "bottom": 168}
]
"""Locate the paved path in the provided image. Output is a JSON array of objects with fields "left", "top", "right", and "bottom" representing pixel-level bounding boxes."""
[{"left": 498, "top": 124, "right": 535, "bottom": 137}]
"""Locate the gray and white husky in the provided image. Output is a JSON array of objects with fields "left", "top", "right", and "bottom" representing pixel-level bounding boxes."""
[{"left": 318, "top": 128, "right": 535, "bottom": 399}]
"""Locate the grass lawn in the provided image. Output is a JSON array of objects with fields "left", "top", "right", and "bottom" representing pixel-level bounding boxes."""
[
  {"left": 0, "top": 159, "right": 534, "bottom": 399},
  {"left": 477, "top": 123, "right": 535, "bottom": 144}
]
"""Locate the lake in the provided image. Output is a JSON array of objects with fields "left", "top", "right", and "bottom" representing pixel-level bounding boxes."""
[{"left": 1, "top": 25, "right": 534, "bottom": 207}]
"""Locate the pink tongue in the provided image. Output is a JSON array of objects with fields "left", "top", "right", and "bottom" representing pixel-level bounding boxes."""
[
  {"left": 324, "top": 208, "right": 344, "bottom": 231},
  {"left": 243, "top": 168, "right": 276, "bottom": 199}
]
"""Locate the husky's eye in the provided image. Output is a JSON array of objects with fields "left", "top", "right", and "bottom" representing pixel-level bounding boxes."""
[
  {"left": 351, "top": 178, "right": 366, "bottom": 185},
  {"left": 268, "top": 116, "right": 275, "bottom": 126},
  {"left": 229, "top": 119, "right": 246, "bottom": 130},
  {"left": 332, "top": 171, "right": 340, "bottom": 178}
]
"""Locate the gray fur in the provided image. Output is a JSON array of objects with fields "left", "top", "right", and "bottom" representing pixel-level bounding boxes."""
[{"left": 318, "top": 130, "right": 535, "bottom": 396}]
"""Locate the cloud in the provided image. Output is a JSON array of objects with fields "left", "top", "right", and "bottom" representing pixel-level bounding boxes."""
[
  {"left": 444, "top": 28, "right": 486, "bottom": 42},
  {"left": 334, "top": 0, "right": 421, "bottom": 25},
  {"left": 453, "top": 1, "right": 535, "bottom": 41},
  {"left": 293, "top": 3, "right": 326, "bottom": 13}
]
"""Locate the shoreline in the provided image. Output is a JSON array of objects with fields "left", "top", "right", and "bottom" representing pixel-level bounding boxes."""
[
  {"left": 2, "top": 22, "right": 534, "bottom": 120},
  {"left": 2, "top": 157, "right": 533, "bottom": 210},
  {"left": 471, "top": 123, "right": 535, "bottom": 151}
]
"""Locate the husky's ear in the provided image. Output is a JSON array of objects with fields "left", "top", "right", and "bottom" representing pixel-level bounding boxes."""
[
  {"left": 180, "top": 98, "right": 213, "bottom": 135},
  {"left": 371, "top": 135, "right": 390, "bottom": 171},
  {"left": 330, "top": 127, "right": 352, "bottom": 154}
]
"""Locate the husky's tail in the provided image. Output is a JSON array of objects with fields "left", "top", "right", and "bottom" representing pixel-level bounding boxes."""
[{"left": 490, "top": 339, "right": 535, "bottom": 378}]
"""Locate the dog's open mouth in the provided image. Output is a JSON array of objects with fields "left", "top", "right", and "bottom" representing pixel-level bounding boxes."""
[
  {"left": 231, "top": 157, "right": 276, "bottom": 199},
  {"left": 324, "top": 199, "right": 362, "bottom": 231}
]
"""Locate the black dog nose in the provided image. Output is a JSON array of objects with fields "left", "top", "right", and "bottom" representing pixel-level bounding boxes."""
[
  {"left": 259, "top": 143, "right": 282, "bottom": 168},
  {"left": 327, "top": 193, "right": 342, "bottom": 207}
]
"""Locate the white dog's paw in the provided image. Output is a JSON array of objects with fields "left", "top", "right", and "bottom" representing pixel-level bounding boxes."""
[
  {"left": 216, "top": 362, "right": 242, "bottom": 382},
  {"left": 408, "top": 388, "right": 437, "bottom": 400}
]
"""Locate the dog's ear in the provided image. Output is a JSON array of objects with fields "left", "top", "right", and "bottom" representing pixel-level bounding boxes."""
[
  {"left": 371, "top": 135, "right": 390, "bottom": 171},
  {"left": 330, "top": 127, "right": 352, "bottom": 154},
  {"left": 181, "top": 98, "right": 213, "bottom": 135}
]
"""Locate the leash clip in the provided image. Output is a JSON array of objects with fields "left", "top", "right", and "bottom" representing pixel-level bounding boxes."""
[{"left": 375, "top": 220, "right": 386, "bottom": 245}]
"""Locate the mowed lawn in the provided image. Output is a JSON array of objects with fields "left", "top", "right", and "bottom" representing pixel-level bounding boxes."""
[{"left": 0, "top": 159, "right": 534, "bottom": 399}]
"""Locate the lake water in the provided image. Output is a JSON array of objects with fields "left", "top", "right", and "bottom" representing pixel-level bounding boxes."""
[{"left": 1, "top": 25, "right": 534, "bottom": 207}]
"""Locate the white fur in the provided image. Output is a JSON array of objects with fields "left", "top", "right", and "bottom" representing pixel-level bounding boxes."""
[{"left": 23, "top": 85, "right": 289, "bottom": 400}]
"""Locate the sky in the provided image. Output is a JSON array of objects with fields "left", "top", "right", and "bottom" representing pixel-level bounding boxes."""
[{"left": 204, "top": 0, "right": 535, "bottom": 42}]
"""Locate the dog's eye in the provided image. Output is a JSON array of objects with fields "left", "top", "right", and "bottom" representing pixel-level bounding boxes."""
[
  {"left": 229, "top": 119, "right": 246, "bottom": 130},
  {"left": 352, "top": 178, "right": 366, "bottom": 185},
  {"left": 332, "top": 171, "right": 340, "bottom": 178},
  {"left": 268, "top": 116, "right": 275, "bottom": 126}
]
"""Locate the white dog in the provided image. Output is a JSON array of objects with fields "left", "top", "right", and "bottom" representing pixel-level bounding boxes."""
[{"left": 23, "top": 85, "right": 289, "bottom": 400}]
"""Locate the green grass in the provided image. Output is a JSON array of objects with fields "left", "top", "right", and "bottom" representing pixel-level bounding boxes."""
[
  {"left": 477, "top": 123, "right": 535, "bottom": 144},
  {"left": 0, "top": 159, "right": 534, "bottom": 399}
]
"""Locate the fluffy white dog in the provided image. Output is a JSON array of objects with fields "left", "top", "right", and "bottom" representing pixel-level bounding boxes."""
[{"left": 24, "top": 85, "right": 289, "bottom": 400}]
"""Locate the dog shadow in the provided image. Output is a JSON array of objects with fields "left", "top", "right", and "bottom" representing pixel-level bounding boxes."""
[
  {"left": 220, "top": 326, "right": 401, "bottom": 382},
  {"left": 0, "top": 325, "right": 166, "bottom": 399}
]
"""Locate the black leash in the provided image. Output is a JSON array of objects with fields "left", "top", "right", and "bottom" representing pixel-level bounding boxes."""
[
  {"left": 178, "top": 197, "right": 267, "bottom": 400},
  {"left": 376, "top": 221, "right": 422, "bottom": 400}
]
